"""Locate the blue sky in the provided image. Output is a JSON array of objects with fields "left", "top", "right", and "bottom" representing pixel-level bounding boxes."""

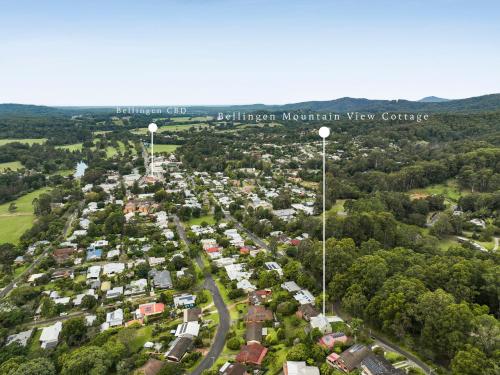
[{"left": 0, "top": 0, "right": 499, "bottom": 105}]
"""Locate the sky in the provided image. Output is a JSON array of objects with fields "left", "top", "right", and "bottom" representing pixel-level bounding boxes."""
[{"left": 0, "top": 0, "right": 499, "bottom": 106}]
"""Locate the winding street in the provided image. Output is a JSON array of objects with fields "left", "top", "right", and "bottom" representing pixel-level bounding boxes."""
[{"left": 173, "top": 215, "right": 230, "bottom": 375}]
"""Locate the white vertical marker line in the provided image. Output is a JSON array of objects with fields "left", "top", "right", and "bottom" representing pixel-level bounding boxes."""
[
  {"left": 148, "top": 123, "right": 158, "bottom": 176},
  {"left": 318, "top": 126, "right": 330, "bottom": 316}
]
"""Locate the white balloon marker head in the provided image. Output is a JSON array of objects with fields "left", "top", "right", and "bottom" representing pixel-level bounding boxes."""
[
  {"left": 148, "top": 123, "right": 158, "bottom": 133},
  {"left": 318, "top": 126, "right": 330, "bottom": 139}
]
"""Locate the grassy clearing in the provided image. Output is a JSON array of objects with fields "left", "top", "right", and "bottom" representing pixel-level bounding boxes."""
[
  {"left": 0, "top": 138, "right": 47, "bottom": 146},
  {"left": 187, "top": 215, "right": 216, "bottom": 226},
  {"left": 0, "top": 161, "right": 23, "bottom": 172},
  {"left": 56, "top": 143, "right": 83, "bottom": 151},
  {"left": 105, "top": 146, "right": 118, "bottom": 158},
  {"left": 160, "top": 123, "right": 209, "bottom": 132},
  {"left": 0, "top": 187, "right": 52, "bottom": 244},
  {"left": 410, "top": 179, "right": 465, "bottom": 204},
  {"left": 154, "top": 144, "right": 179, "bottom": 153}
]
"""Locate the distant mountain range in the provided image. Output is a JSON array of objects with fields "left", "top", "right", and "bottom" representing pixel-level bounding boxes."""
[
  {"left": 418, "top": 96, "right": 450, "bottom": 103},
  {"left": 1, "top": 94, "right": 500, "bottom": 117}
]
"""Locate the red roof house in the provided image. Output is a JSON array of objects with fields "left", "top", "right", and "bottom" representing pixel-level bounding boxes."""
[
  {"left": 138, "top": 302, "right": 165, "bottom": 317},
  {"left": 236, "top": 343, "right": 268, "bottom": 366}
]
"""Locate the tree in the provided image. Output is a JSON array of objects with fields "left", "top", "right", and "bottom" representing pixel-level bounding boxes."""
[
  {"left": 61, "top": 317, "right": 88, "bottom": 346},
  {"left": 157, "top": 363, "right": 183, "bottom": 375},
  {"left": 286, "top": 343, "right": 309, "bottom": 361},
  {"left": 11, "top": 357, "right": 56, "bottom": 375},
  {"left": 81, "top": 294, "right": 97, "bottom": 310},
  {"left": 226, "top": 337, "right": 242, "bottom": 350},
  {"left": 61, "top": 346, "right": 112, "bottom": 375},
  {"left": 451, "top": 345, "right": 494, "bottom": 375},
  {"left": 8, "top": 202, "right": 17, "bottom": 213}
]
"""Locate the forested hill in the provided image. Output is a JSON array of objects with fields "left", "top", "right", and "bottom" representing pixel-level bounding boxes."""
[
  {"left": 215, "top": 93, "right": 500, "bottom": 113},
  {"left": 2, "top": 93, "right": 500, "bottom": 117}
]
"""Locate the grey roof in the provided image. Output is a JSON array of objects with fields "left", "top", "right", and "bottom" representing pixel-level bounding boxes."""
[
  {"left": 245, "top": 322, "right": 263, "bottom": 343},
  {"left": 166, "top": 335, "right": 193, "bottom": 361},
  {"left": 6, "top": 329, "right": 34, "bottom": 347},
  {"left": 151, "top": 270, "right": 173, "bottom": 289},
  {"left": 339, "top": 344, "right": 371, "bottom": 371},
  {"left": 360, "top": 355, "right": 405, "bottom": 375}
]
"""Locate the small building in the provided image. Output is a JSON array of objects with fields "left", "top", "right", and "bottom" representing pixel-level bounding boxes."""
[
  {"left": 101, "top": 308, "right": 124, "bottom": 331},
  {"left": 86, "top": 248, "right": 102, "bottom": 261},
  {"left": 52, "top": 247, "right": 77, "bottom": 264},
  {"left": 360, "top": 354, "right": 405, "bottom": 375},
  {"left": 294, "top": 289, "right": 315, "bottom": 305}
]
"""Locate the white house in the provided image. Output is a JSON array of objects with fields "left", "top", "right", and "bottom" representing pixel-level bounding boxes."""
[{"left": 40, "top": 322, "right": 62, "bottom": 349}]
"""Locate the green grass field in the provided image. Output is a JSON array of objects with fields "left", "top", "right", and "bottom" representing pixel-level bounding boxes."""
[
  {"left": 187, "top": 215, "right": 216, "bottom": 226},
  {"left": 0, "top": 161, "right": 23, "bottom": 172},
  {"left": 0, "top": 138, "right": 47, "bottom": 146},
  {"left": 153, "top": 144, "right": 180, "bottom": 153},
  {"left": 0, "top": 187, "right": 51, "bottom": 244},
  {"left": 56, "top": 143, "right": 83, "bottom": 151}
]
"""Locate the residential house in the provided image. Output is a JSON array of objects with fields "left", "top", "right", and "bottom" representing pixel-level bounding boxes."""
[
  {"left": 106, "top": 286, "right": 124, "bottom": 299},
  {"left": 125, "top": 278, "right": 148, "bottom": 295},
  {"left": 150, "top": 270, "right": 173, "bottom": 290},
  {"left": 281, "top": 281, "right": 301, "bottom": 293},
  {"left": 310, "top": 314, "right": 332, "bottom": 334},
  {"left": 360, "top": 354, "right": 405, "bottom": 375},
  {"left": 245, "top": 322, "right": 263, "bottom": 344},
  {"left": 173, "top": 294, "right": 196, "bottom": 308},
  {"left": 236, "top": 343, "right": 268, "bottom": 366},
  {"left": 219, "top": 362, "right": 249, "bottom": 375},
  {"left": 103, "top": 262, "right": 125, "bottom": 276},
  {"left": 318, "top": 332, "right": 348, "bottom": 350},
  {"left": 52, "top": 247, "right": 77, "bottom": 264},
  {"left": 136, "top": 302, "right": 165, "bottom": 319},
  {"left": 327, "top": 344, "right": 371, "bottom": 373},
  {"left": 175, "top": 321, "right": 200, "bottom": 337},
  {"left": 249, "top": 290, "right": 272, "bottom": 305},
  {"left": 101, "top": 308, "right": 124, "bottom": 331},
  {"left": 264, "top": 262, "right": 283, "bottom": 276},
  {"left": 183, "top": 308, "right": 202, "bottom": 322},
  {"left": 294, "top": 290, "right": 315, "bottom": 305},
  {"left": 297, "top": 304, "right": 320, "bottom": 321},
  {"left": 245, "top": 305, "right": 273, "bottom": 323},
  {"left": 165, "top": 335, "right": 194, "bottom": 362},
  {"left": 283, "top": 361, "right": 320, "bottom": 375},
  {"left": 40, "top": 322, "right": 62, "bottom": 349},
  {"left": 6, "top": 329, "right": 34, "bottom": 347}
]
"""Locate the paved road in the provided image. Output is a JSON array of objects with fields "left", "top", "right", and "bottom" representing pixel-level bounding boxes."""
[
  {"left": 333, "top": 302, "right": 433, "bottom": 375},
  {"left": 224, "top": 211, "right": 269, "bottom": 251},
  {"left": 173, "top": 215, "right": 230, "bottom": 375}
]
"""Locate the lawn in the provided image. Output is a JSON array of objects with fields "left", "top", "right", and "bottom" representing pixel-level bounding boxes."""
[
  {"left": 0, "top": 138, "right": 47, "bottom": 146},
  {"left": 105, "top": 146, "right": 118, "bottom": 158},
  {"left": 153, "top": 144, "right": 180, "bottom": 153},
  {"left": 56, "top": 143, "right": 83, "bottom": 151},
  {"left": 187, "top": 215, "right": 216, "bottom": 226},
  {"left": 0, "top": 161, "right": 23, "bottom": 172},
  {"left": 0, "top": 187, "right": 52, "bottom": 244}
]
